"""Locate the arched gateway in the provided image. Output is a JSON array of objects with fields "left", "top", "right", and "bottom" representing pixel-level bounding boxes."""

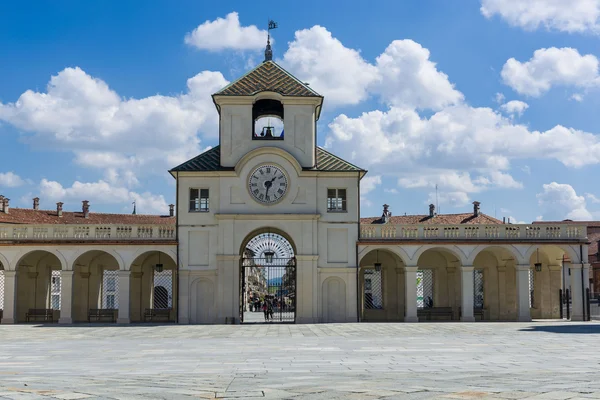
[{"left": 240, "top": 231, "right": 296, "bottom": 323}]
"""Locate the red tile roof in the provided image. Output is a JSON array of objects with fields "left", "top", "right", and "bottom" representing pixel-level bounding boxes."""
[
  {"left": 533, "top": 220, "right": 600, "bottom": 227},
  {"left": 360, "top": 213, "right": 503, "bottom": 225},
  {"left": 0, "top": 208, "right": 175, "bottom": 225}
]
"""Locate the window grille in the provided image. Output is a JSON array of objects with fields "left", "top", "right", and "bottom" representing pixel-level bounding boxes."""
[
  {"left": 529, "top": 269, "right": 534, "bottom": 308},
  {"left": 189, "top": 188, "right": 209, "bottom": 212},
  {"left": 153, "top": 270, "right": 173, "bottom": 309},
  {"left": 51, "top": 270, "right": 61, "bottom": 310},
  {"left": 0, "top": 269, "right": 4, "bottom": 311},
  {"left": 102, "top": 270, "right": 119, "bottom": 309},
  {"left": 417, "top": 269, "right": 434, "bottom": 309},
  {"left": 474, "top": 269, "right": 484, "bottom": 309},
  {"left": 327, "top": 188, "right": 347, "bottom": 212},
  {"left": 364, "top": 269, "right": 383, "bottom": 309}
]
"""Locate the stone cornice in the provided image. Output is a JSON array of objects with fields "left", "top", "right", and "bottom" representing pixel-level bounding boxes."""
[{"left": 215, "top": 213, "right": 320, "bottom": 221}]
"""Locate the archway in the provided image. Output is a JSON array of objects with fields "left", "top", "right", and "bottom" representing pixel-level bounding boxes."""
[
  {"left": 239, "top": 229, "right": 296, "bottom": 324},
  {"left": 71, "top": 250, "right": 120, "bottom": 323},
  {"left": 130, "top": 251, "right": 177, "bottom": 323},
  {"left": 14, "top": 250, "right": 64, "bottom": 323},
  {"left": 358, "top": 248, "right": 405, "bottom": 322}
]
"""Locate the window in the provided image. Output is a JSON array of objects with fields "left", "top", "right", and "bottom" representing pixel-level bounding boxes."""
[
  {"left": 364, "top": 269, "right": 383, "bottom": 309},
  {"left": 327, "top": 189, "right": 347, "bottom": 212},
  {"left": 102, "top": 270, "right": 119, "bottom": 309},
  {"left": 50, "top": 270, "right": 61, "bottom": 310},
  {"left": 417, "top": 269, "right": 434, "bottom": 309},
  {"left": 189, "top": 188, "right": 209, "bottom": 212}
]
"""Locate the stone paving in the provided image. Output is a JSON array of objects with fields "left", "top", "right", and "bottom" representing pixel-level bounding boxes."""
[{"left": 1, "top": 321, "right": 600, "bottom": 399}]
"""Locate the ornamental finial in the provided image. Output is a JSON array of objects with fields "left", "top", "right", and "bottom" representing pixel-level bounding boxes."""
[{"left": 264, "top": 19, "right": 278, "bottom": 62}]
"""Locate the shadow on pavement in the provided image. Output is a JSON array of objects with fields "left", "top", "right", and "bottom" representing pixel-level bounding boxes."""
[{"left": 520, "top": 324, "right": 600, "bottom": 334}]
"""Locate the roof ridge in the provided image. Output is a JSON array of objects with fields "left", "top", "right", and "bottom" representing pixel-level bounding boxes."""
[
  {"left": 267, "top": 61, "right": 321, "bottom": 96},
  {"left": 169, "top": 146, "right": 219, "bottom": 172}
]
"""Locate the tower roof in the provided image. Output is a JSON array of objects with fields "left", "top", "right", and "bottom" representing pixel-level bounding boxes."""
[{"left": 214, "top": 60, "right": 321, "bottom": 97}]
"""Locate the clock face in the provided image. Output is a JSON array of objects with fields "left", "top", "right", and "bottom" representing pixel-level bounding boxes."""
[{"left": 248, "top": 164, "right": 288, "bottom": 204}]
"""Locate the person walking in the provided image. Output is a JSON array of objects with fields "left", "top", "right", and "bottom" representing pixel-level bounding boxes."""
[{"left": 262, "top": 300, "right": 269, "bottom": 322}]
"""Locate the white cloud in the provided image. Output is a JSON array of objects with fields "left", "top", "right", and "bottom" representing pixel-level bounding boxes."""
[
  {"left": 360, "top": 175, "right": 382, "bottom": 207},
  {"left": 184, "top": 12, "right": 267, "bottom": 51},
  {"left": 506, "top": 216, "right": 527, "bottom": 224},
  {"left": 521, "top": 165, "right": 531, "bottom": 174},
  {"left": 280, "top": 26, "right": 378, "bottom": 107},
  {"left": 426, "top": 191, "right": 470, "bottom": 208},
  {"left": 571, "top": 93, "right": 584, "bottom": 102},
  {"left": 481, "top": 0, "right": 600, "bottom": 34},
  {"left": 586, "top": 193, "right": 600, "bottom": 203},
  {"left": 371, "top": 40, "right": 463, "bottom": 110},
  {"left": 0, "top": 172, "right": 25, "bottom": 188},
  {"left": 384, "top": 188, "right": 398, "bottom": 194},
  {"left": 40, "top": 179, "right": 168, "bottom": 214},
  {"left": 500, "top": 207, "right": 511, "bottom": 213},
  {"left": 495, "top": 92, "right": 506, "bottom": 104},
  {"left": 0, "top": 67, "right": 228, "bottom": 183},
  {"left": 501, "top": 47, "right": 600, "bottom": 96},
  {"left": 536, "top": 182, "right": 593, "bottom": 220},
  {"left": 281, "top": 28, "right": 461, "bottom": 109},
  {"left": 500, "top": 100, "right": 529, "bottom": 117},
  {"left": 326, "top": 103, "right": 600, "bottom": 205}
]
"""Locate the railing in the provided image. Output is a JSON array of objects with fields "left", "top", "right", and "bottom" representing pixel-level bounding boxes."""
[
  {"left": 0, "top": 224, "right": 176, "bottom": 241},
  {"left": 360, "top": 224, "right": 587, "bottom": 241}
]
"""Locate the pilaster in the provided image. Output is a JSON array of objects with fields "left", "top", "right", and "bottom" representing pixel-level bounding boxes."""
[
  {"left": 178, "top": 270, "right": 190, "bottom": 324},
  {"left": 1, "top": 271, "right": 17, "bottom": 324},
  {"left": 460, "top": 266, "right": 475, "bottom": 322},
  {"left": 404, "top": 266, "right": 418, "bottom": 322},
  {"left": 516, "top": 265, "right": 531, "bottom": 322},
  {"left": 58, "top": 271, "right": 74, "bottom": 324},
  {"left": 117, "top": 270, "right": 131, "bottom": 324}
]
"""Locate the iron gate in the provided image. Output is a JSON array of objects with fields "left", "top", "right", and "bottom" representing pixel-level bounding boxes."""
[{"left": 241, "top": 257, "right": 296, "bottom": 323}]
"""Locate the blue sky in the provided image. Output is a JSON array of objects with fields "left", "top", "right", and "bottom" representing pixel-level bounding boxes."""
[{"left": 1, "top": 0, "right": 600, "bottom": 222}]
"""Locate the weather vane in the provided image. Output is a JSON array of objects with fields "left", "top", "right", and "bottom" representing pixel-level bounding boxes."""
[{"left": 264, "top": 19, "right": 278, "bottom": 61}]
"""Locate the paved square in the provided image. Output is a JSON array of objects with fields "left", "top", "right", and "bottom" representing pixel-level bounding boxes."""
[{"left": 0, "top": 322, "right": 599, "bottom": 399}]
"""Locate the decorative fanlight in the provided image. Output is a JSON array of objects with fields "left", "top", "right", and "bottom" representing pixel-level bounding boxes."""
[
  {"left": 374, "top": 249, "right": 382, "bottom": 272},
  {"left": 155, "top": 251, "right": 164, "bottom": 273},
  {"left": 264, "top": 251, "right": 275, "bottom": 263},
  {"left": 534, "top": 248, "right": 542, "bottom": 272}
]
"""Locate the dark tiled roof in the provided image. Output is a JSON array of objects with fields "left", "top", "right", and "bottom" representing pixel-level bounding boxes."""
[
  {"left": 170, "top": 146, "right": 221, "bottom": 172},
  {"left": 214, "top": 61, "right": 320, "bottom": 97},
  {"left": 0, "top": 208, "right": 175, "bottom": 225},
  {"left": 360, "top": 213, "right": 503, "bottom": 225},
  {"left": 170, "top": 146, "right": 365, "bottom": 173}
]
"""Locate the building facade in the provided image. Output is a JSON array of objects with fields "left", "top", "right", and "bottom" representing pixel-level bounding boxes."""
[{"left": 0, "top": 55, "right": 592, "bottom": 324}]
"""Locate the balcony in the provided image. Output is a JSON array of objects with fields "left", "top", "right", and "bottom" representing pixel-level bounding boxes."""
[
  {"left": 0, "top": 224, "right": 176, "bottom": 241},
  {"left": 359, "top": 223, "right": 587, "bottom": 241}
]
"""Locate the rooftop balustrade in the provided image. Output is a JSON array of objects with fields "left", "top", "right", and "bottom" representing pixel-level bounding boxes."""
[{"left": 0, "top": 224, "right": 176, "bottom": 241}]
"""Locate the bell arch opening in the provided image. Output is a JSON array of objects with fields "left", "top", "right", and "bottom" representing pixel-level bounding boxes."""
[
  {"left": 252, "top": 99, "right": 284, "bottom": 140},
  {"left": 239, "top": 230, "right": 296, "bottom": 324}
]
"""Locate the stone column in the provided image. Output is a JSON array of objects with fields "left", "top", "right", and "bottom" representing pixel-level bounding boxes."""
[
  {"left": 178, "top": 270, "right": 190, "bottom": 324},
  {"left": 396, "top": 267, "right": 405, "bottom": 320},
  {"left": 117, "top": 270, "right": 131, "bottom": 323},
  {"left": 460, "top": 266, "right": 475, "bottom": 322},
  {"left": 404, "top": 266, "right": 418, "bottom": 322},
  {"left": 58, "top": 270, "right": 74, "bottom": 324},
  {"left": 1, "top": 271, "right": 17, "bottom": 324},
  {"left": 570, "top": 263, "right": 585, "bottom": 321},
  {"left": 516, "top": 265, "right": 532, "bottom": 322}
]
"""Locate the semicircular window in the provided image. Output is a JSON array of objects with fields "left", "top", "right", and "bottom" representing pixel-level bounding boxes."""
[
  {"left": 243, "top": 232, "right": 295, "bottom": 262},
  {"left": 253, "top": 99, "right": 284, "bottom": 140}
]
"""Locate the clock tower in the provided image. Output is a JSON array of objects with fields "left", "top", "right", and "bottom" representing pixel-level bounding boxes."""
[{"left": 171, "top": 30, "right": 366, "bottom": 325}]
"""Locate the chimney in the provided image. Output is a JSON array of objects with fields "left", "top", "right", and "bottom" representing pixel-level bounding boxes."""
[
  {"left": 473, "top": 201, "right": 481, "bottom": 217},
  {"left": 82, "top": 200, "right": 90, "bottom": 218},
  {"left": 0, "top": 195, "right": 4, "bottom": 212},
  {"left": 169, "top": 204, "right": 175, "bottom": 217},
  {"left": 429, "top": 204, "right": 435, "bottom": 218},
  {"left": 381, "top": 204, "right": 392, "bottom": 223},
  {"left": 33, "top": 197, "right": 40, "bottom": 211},
  {"left": 57, "top": 202, "right": 63, "bottom": 217},
  {"left": 503, "top": 217, "right": 506, "bottom": 224},
  {"left": 2, "top": 198, "right": 8, "bottom": 214}
]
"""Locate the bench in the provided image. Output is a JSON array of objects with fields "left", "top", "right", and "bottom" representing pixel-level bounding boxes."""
[
  {"left": 25, "top": 308, "right": 54, "bottom": 323},
  {"left": 143, "top": 308, "right": 172, "bottom": 322},
  {"left": 418, "top": 307, "right": 454, "bottom": 321},
  {"left": 458, "top": 307, "right": 486, "bottom": 320},
  {"left": 88, "top": 308, "right": 116, "bottom": 323}
]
